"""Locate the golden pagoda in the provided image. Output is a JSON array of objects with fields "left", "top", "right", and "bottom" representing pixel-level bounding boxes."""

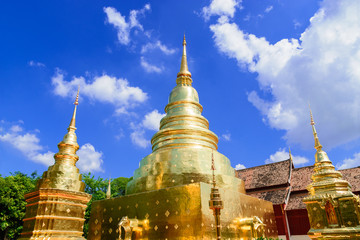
[
  {"left": 303, "top": 110, "right": 360, "bottom": 239},
  {"left": 20, "top": 89, "right": 91, "bottom": 240},
  {"left": 87, "top": 36, "right": 278, "bottom": 239}
]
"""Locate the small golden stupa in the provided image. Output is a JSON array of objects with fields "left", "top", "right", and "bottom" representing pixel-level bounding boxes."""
[
  {"left": 88, "top": 36, "right": 278, "bottom": 239},
  {"left": 303, "top": 110, "right": 360, "bottom": 239},
  {"left": 20, "top": 90, "right": 91, "bottom": 240}
]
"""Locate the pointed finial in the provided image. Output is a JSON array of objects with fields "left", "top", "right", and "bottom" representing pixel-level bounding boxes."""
[
  {"left": 74, "top": 86, "right": 79, "bottom": 105},
  {"left": 68, "top": 87, "right": 80, "bottom": 131},
  {"left": 177, "top": 34, "right": 192, "bottom": 78},
  {"left": 106, "top": 177, "right": 111, "bottom": 199},
  {"left": 288, "top": 147, "right": 293, "bottom": 161},
  {"left": 309, "top": 104, "right": 322, "bottom": 150},
  {"left": 309, "top": 104, "right": 315, "bottom": 126}
]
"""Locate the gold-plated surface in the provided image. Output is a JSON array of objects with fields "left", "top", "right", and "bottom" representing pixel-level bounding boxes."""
[
  {"left": 88, "top": 37, "right": 278, "bottom": 239},
  {"left": 126, "top": 36, "right": 244, "bottom": 195},
  {"left": 88, "top": 182, "right": 278, "bottom": 240},
  {"left": 303, "top": 111, "right": 360, "bottom": 239},
  {"left": 20, "top": 90, "right": 91, "bottom": 239}
]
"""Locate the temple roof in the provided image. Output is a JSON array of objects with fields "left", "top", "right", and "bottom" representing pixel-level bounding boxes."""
[
  {"left": 236, "top": 159, "right": 292, "bottom": 190},
  {"left": 291, "top": 165, "right": 360, "bottom": 193},
  {"left": 236, "top": 161, "right": 360, "bottom": 209},
  {"left": 247, "top": 187, "right": 291, "bottom": 205}
]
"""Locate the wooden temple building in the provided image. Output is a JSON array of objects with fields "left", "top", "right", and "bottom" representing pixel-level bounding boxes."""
[{"left": 236, "top": 159, "right": 360, "bottom": 240}]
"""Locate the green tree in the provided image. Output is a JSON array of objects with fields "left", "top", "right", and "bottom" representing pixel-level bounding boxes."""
[
  {"left": 82, "top": 173, "right": 131, "bottom": 238},
  {"left": 0, "top": 171, "right": 40, "bottom": 240}
]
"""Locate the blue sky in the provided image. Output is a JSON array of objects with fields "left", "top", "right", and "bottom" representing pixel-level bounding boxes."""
[{"left": 1, "top": 0, "right": 359, "bottom": 178}]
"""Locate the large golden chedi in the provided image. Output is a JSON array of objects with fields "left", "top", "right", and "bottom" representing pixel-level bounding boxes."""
[
  {"left": 88, "top": 37, "right": 278, "bottom": 239},
  {"left": 20, "top": 91, "right": 91, "bottom": 240},
  {"left": 303, "top": 111, "right": 360, "bottom": 239}
]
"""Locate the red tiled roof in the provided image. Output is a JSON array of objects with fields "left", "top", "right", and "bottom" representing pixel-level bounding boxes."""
[
  {"left": 290, "top": 165, "right": 360, "bottom": 192},
  {"left": 340, "top": 167, "right": 360, "bottom": 192},
  {"left": 286, "top": 192, "right": 308, "bottom": 210},
  {"left": 247, "top": 187, "right": 291, "bottom": 205},
  {"left": 236, "top": 159, "right": 292, "bottom": 190},
  {"left": 290, "top": 166, "right": 313, "bottom": 191}
]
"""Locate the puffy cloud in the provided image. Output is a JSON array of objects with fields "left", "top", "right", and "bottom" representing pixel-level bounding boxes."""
[
  {"left": 0, "top": 122, "right": 104, "bottom": 172},
  {"left": 130, "top": 109, "right": 165, "bottom": 148},
  {"left": 142, "top": 110, "right": 165, "bottom": 131},
  {"left": 51, "top": 69, "right": 148, "bottom": 109},
  {"left": 265, "top": 148, "right": 309, "bottom": 166},
  {"left": 77, "top": 143, "right": 104, "bottom": 172},
  {"left": 209, "top": 0, "right": 360, "bottom": 149},
  {"left": 235, "top": 163, "right": 246, "bottom": 170},
  {"left": 140, "top": 57, "right": 163, "bottom": 73},
  {"left": 104, "top": 4, "right": 150, "bottom": 45},
  {"left": 130, "top": 129, "right": 149, "bottom": 148},
  {"left": 0, "top": 124, "right": 54, "bottom": 165},
  {"left": 202, "top": 0, "right": 241, "bottom": 20},
  {"left": 10, "top": 125, "right": 23, "bottom": 133},
  {"left": 141, "top": 41, "right": 176, "bottom": 55},
  {"left": 28, "top": 60, "right": 45, "bottom": 67},
  {"left": 337, "top": 152, "right": 360, "bottom": 170},
  {"left": 222, "top": 133, "right": 231, "bottom": 141}
]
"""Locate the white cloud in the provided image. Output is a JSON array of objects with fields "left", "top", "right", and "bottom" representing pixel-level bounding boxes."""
[
  {"left": 141, "top": 41, "right": 176, "bottom": 55},
  {"left": 77, "top": 143, "right": 104, "bottom": 172},
  {"left": 265, "top": 148, "right": 309, "bottom": 166},
  {"left": 10, "top": 125, "right": 23, "bottom": 133},
  {"left": 222, "top": 133, "right": 231, "bottom": 141},
  {"left": 28, "top": 60, "right": 45, "bottom": 67},
  {"left": 130, "top": 129, "right": 149, "bottom": 148},
  {"left": 142, "top": 110, "right": 165, "bottom": 131},
  {"left": 202, "top": 0, "right": 241, "bottom": 20},
  {"left": 130, "top": 109, "right": 165, "bottom": 148},
  {"left": 51, "top": 69, "right": 148, "bottom": 109},
  {"left": 264, "top": 6, "right": 273, "bottom": 13},
  {"left": 104, "top": 4, "right": 150, "bottom": 45},
  {"left": 235, "top": 163, "right": 246, "bottom": 170},
  {"left": 140, "top": 57, "right": 163, "bottom": 73},
  {"left": 337, "top": 152, "right": 360, "bottom": 170},
  {"left": 0, "top": 125, "right": 54, "bottom": 165},
  {"left": 0, "top": 122, "right": 104, "bottom": 172},
  {"left": 208, "top": 0, "right": 360, "bottom": 149}
]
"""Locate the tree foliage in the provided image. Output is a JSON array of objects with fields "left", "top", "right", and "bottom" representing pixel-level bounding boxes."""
[
  {"left": 0, "top": 171, "right": 130, "bottom": 239},
  {"left": 0, "top": 171, "right": 40, "bottom": 240},
  {"left": 82, "top": 173, "right": 131, "bottom": 238}
]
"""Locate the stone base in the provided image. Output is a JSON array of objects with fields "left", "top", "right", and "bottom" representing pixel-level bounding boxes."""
[
  {"left": 19, "top": 188, "right": 91, "bottom": 240},
  {"left": 88, "top": 182, "right": 278, "bottom": 239}
]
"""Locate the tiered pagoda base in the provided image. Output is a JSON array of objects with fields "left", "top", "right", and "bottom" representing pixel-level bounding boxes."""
[
  {"left": 88, "top": 182, "right": 278, "bottom": 239},
  {"left": 305, "top": 193, "right": 360, "bottom": 240},
  {"left": 19, "top": 188, "right": 91, "bottom": 240}
]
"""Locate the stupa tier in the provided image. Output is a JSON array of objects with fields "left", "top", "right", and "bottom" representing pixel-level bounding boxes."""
[
  {"left": 88, "top": 36, "right": 278, "bottom": 239},
  {"left": 303, "top": 110, "right": 360, "bottom": 239},
  {"left": 126, "top": 36, "right": 244, "bottom": 195},
  {"left": 19, "top": 90, "right": 91, "bottom": 240}
]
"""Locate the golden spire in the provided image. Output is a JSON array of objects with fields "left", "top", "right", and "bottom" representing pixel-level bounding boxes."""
[
  {"left": 68, "top": 87, "right": 79, "bottom": 131},
  {"left": 177, "top": 34, "right": 192, "bottom": 78},
  {"left": 288, "top": 147, "right": 293, "bottom": 162},
  {"left": 309, "top": 106, "right": 322, "bottom": 151},
  {"left": 35, "top": 87, "right": 85, "bottom": 192},
  {"left": 106, "top": 177, "right": 111, "bottom": 199}
]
